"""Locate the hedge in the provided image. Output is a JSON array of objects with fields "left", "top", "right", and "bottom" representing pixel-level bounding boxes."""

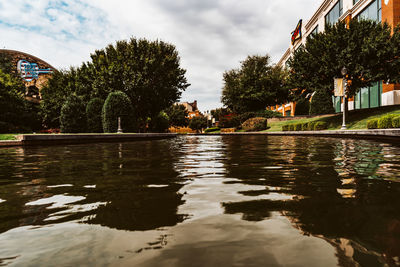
[
  {"left": 86, "top": 98, "right": 104, "bottom": 133},
  {"left": 60, "top": 95, "right": 86, "bottom": 133},
  {"left": 242, "top": 117, "right": 268, "bottom": 131},
  {"left": 205, "top": 127, "right": 220, "bottom": 133},
  {"left": 294, "top": 123, "right": 302, "bottom": 131},
  {"left": 102, "top": 91, "right": 135, "bottom": 133},
  {"left": 392, "top": 116, "right": 400, "bottom": 128},
  {"left": 282, "top": 124, "right": 289, "bottom": 131},
  {"left": 377, "top": 114, "right": 396, "bottom": 129},
  {"left": 367, "top": 118, "right": 379, "bottom": 129},
  {"left": 301, "top": 123, "right": 309, "bottom": 131},
  {"left": 314, "top": 121, "right": 328, "bottom": 131}
]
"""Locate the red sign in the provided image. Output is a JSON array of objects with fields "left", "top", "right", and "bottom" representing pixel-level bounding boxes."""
[{"left": 291, "top": 20, "right": 302, "bottom": 45}]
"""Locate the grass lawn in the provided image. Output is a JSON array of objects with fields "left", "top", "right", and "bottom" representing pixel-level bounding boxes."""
[
  {"left": 0, "top": 134, "right": 18, "bottom": 140},
  {"left": 266, "top": 105, "right": 400, "bottom": 132}
]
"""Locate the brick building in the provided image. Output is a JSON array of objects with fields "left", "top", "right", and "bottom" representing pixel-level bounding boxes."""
[
  {"left": 275, "top": 0, "right": 400, "bottom": 116},
  {"left": 0, "top": 49, "right": 55, "bottom": 103}
]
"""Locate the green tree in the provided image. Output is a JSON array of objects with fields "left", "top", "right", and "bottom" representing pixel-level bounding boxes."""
[
  {"left": 288, "top": 20, "right": 400, "bottom": 116},
  {"left": 102, "top": 91, "right": 135, "bottom": 133},
  {"left": 221, "top": 55, "right": 289, "bottom": 113},
  {"left": 149, "top": 111, "right": 170, "bottom": 133},
  {"left": 60, "top": 95, "right": 87, "bottom": 133},
  {"left": 86, "top": 98, "right": 104, "bottom": 133},
  {"left": 309, "top": 90, "right": 335, "bottom": 115},
  {"left": 189, "top": 117, "right": 207, "bottom": 133},
  {"left": 166, "top": 104, "right": 189, "bottom": 127}
]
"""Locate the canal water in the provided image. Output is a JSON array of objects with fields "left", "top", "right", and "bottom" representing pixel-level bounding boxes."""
[{"left": 0, "top": 136, "right": 399, "bottom": 266}]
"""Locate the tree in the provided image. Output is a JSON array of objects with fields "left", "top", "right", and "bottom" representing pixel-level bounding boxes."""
[
  {"left": 86, "top": 98, "right": 104, "bottom": 133},
  {"left": 189, "top": 117, "right": 207, "bottom": 132},
  {"left": 60, "top": 95, "right": 87, "bottom": 133},
  {"left": 287, "top": 20, "right": 400, "bottom": 115},
  {"left": 166, "top": 104, "right": 189, "bottom": 127},
  {"left": 309, "top": 90, "right": 335, "bottom": 115},
  {"left": 102, "top": 91, "right": 135, "bottom": 133},
  {"left": 221, "top": 55, "right": 289, "bottom": 113},
  {"left": 149, "top": 111, "right": 170, "bottom": 133}
]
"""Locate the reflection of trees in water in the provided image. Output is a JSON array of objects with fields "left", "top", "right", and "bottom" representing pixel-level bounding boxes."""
[
  {"left": 221, "top": 136, "right": 400, "bottom": 266},
  {"left": 0, "top": 140, "right": 187, "bottom": 233}
]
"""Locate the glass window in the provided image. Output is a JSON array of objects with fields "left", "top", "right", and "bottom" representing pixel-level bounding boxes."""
[
  {"left": 325, "top": 0, "right": 343, "bottom": 26},
  {"left": 311, "top": 25, "right": 318, "bottom": 36},
  {"left": 334, "top": 96, "right": 342, "bottom": 113},
  {"left": 357, "top": 0, "right": 382, "bottom": 22},
  {"left": 369, "top": 82, "right": 380, "bottom": 108},
  {"left": 361, "top": 87, "right": 370, "bottom": 109},
  {"left": 354, "top": 91, "right": 361, "bottom": 109},
  {"left": 353, "top": 0, "right": 360, "bottom": 5}
]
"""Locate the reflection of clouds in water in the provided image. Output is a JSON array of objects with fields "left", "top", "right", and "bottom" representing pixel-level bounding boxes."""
[
  {"left": 0, "top": 199, "right": 5, "bottom": 204},
  {"left": 26, "top": 194, "right": 85, "bottom": 209}
]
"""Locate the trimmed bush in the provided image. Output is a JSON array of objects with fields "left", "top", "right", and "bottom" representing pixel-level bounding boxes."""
[
  {"left": 377, "top": 114, "right": 396, "bottom": 129},
  {"left": 294, "top": 123, "right": 302, "bottom": 131},
  {"left": 86, "top": 98, "right": 104, "bottom": 133},
  {"left": 60, "top": 95, "right": 86, "bottom": 133},
  {"left": 219, "top": 116, "right": 241, "bottom": 128},
  {"left": 149, "top": 111, "right": 170, "bottom": 133},
  {"left": 205, "top": 127, "right": 220, "bottom": 133},
  {"left": 102, "top": 91, "right": 135, "bottom": 133},
  {"left": 289, "top": 124, "right": 295, "bottom": 131},
  {"left": 295, "top": 98, "right": 310, "bottom": 115},
  {"left": 282, "top": 124, "right": 290, "bottom": 131},
  {"left": 367, "top": 118, "right": 379, "bottom": 129},
  {"left": 301, "top": 123, "right": 309, "bottom": 131},
  {"left": 314, "top": 121, "right": 328, "bottom": 131},
  {"left": 242, "top": 117, "right": 268, "bottom": 131},
  {"left": 307, "top": 121, "right": 317, "bottom": 131},
  {"left": 392, "top": 116, "right": 400, "bottom": 128},
  {"left": 189, "top": 117, "right": 207, "bottom": 132},
  {"left": 309, "top": 89, "right": 335, "bottom": 115}
]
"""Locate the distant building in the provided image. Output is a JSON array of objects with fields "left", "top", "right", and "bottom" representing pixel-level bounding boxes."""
[
  {"left": 0, "top": 49, "right": 55, "bottom": 103},
  {"left": 178, "top": 100, "right": 203, "bottom": 118}
]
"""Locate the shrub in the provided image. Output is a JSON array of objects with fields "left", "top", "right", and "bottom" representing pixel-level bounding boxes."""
[
  {"left": 189, "top": 117, "right": 207, "bottom": 132},
  {"left": 242, "top": 117, "right": 268, "bottom": 131},
  {"left": 367, "top": 118, "right": 379, "bottom": 129},
  {"left": 204, "top": 127, "right": 220, "bottom": 133},
  {"left": 149, "top": 111, "right": 170, "bottom": 133},
  {"left": 294, "top": 123, "right": 302, "bottom": 131},
  {"left": 377, "top": 114, "right": 396, "bottom": 129},
  {"left": 60, "top": 95, "right": 86, "bottom": 133},
  {"left": 314, "top": 121, "right": 328, "bottom": 131},
  {"left": 282, "top": 124, "right": 290, "bottom": 131},
  {"left": 102, "top": 91, "right": 135, "bottom": 133},
  {"left": 219, "top": 115, "right": 240, "bottom": 128},
  {"left": 289, "top": 124, "right": 295, "bottom": 131},
  {"left": 307, "top": 121, "right": 317, "bottom": 131},
  {"left": 295, "top": 98, "right": 310, "bottom": 115},
  {"left": 392, "top": 116, "right": 400, "bottom": 128},
  {"left": 301, "top": 123, "right": 309, "bottom": 131},
  {"left": 309, "top": 89, "right": 335, "bottom": 115},
  {"left": 86, "top": 98, "right": 104, "bottom": 133}
]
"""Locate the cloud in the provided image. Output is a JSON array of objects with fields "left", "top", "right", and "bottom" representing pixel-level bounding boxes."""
[{"left": 0, "top": 0, "right": 322, "bottom": 111}]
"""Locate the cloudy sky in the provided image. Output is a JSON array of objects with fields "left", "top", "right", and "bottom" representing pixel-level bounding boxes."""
[{"left": 0, "top": 0, "right": 321, "bottom": 111}]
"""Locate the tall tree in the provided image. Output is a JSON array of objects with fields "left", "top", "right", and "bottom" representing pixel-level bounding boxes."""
[
  {"left": 166, "top": 104, "right": 189, "bottom": 127},
  {"left": 221, "top": 55, "right": 289, "bottom": 113}
]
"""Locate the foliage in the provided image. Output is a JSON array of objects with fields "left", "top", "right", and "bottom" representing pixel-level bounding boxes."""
[
  {"left": 210, "top": 108, "right": 228, "bottom": 121},
  {"left": 86, "top": 98, "right": 104, "bottom": 133},
  {"left": 294, "top": 123, "right": 302, "bottom": 131},
  {"left": 288, "top": 20, "right": 400, "bottom": 99},
  {"left": 166, "top": 104, "right": 189, "bottom": 127},
  {"left": 221, "top": 55, "right": 290, "bottom": 113},
  {"left": 367, "top": 118, "right": 379, "bottom": 129},
  {"left": 219, "top": 115, "right": 241, "bottom": 128},
  {"left": 295, "top": 98, "right": 310, "bottom": 116},
  {"left": 289, "top": 124, "right": 295, "bottom": 131},
  {"left": 392, "top": 116, "right": 400, "bottom": 128},
  {"left": 60, "top": 95, "right": 87, "bottom": 133},
  {"left": 242, "top": 117, "right": 268, "bottom": 131},
  {"left": 314, "top": 121, "right": 328, "bottom": 131},
  {"left": 102, "top": 91, "right": 134, "bottom": 133},
  {"left": 149, "top": 111, "right": 170, "bottom": 133},
  {"left": 40, "top": 38, "right": 189, "bottom": 132},
  {"left": 189, "top": 117, "right": 207, "bottom": 132},
  {"left": 204, "top": 127, "right": 220, "bottom": 133},
  {"left": 282, "top": 125, "right": 289, "bottom": 131},
  {"left": 307, "top": 121, "right": 317, "bottom": 131},
  {"left": 309, "top": 89, "right": 335, "bottom": 115},
  {"left": 301, "top": 123, "right": 309, "bottom": 131},
  {"left": 377, "top": 114, "right": 396, "bottom": 129}
]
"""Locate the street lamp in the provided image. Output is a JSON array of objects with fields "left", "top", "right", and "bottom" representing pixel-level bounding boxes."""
[{"left": 341, "top": 67, "right": 348, "bottom": 130}]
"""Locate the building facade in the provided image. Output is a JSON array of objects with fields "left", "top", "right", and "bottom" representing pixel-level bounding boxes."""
[
  {"left": 0, "top": 49, "right": 55, "bottom": 103},
  {"left": 277, "top": 0, "right": 400, "bottom": 114}
]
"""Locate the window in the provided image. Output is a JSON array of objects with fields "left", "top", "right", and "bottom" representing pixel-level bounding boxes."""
[
  {"left": 311, "top": 25, "right": 319, "bottom": 36},
  {"left": 325, "top": 0, "right": 343, "bottom": 26},
  {"left": 353, "top": 0, "right": 360, "bottom": 5},
  {"left": 357, "top": 0, "right": 382, "bottom": 22},
  {"left": 353, "top": 82, "right": 382, "bottom": 110}
]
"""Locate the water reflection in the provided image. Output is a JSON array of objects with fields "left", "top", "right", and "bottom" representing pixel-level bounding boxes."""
[{"left": 0, "top": 136, "right": 399, "bottom": 266}]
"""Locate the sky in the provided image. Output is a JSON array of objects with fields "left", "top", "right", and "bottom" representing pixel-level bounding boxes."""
[{"left": 0, "top": 0, "right": 322, "bottom": 112}]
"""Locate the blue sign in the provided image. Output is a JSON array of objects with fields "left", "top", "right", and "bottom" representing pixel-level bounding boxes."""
[{"left": 17, "top": 60, "right": 52, "bottom": 82}]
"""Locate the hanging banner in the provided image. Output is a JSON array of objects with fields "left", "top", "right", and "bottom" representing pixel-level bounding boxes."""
[
  {"left": 291, "top": 19, "right": 302, "bottom": 45},
  {"left": 334, "top": 78, "right": 345, "bottom": 96}
]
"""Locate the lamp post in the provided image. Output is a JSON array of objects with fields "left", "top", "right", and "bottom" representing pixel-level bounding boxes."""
[
  {"left": 341, "top": 67, "right": 348, "bottom": 130},
  {"left": 117, "top": 117, "right": 123, "bottom": 133}
]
